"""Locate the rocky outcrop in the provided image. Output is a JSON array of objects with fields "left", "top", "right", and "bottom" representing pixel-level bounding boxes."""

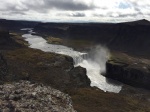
[
  {"left": 106, "top": 60, "right": 150, "bottom": 89},
  {"left": 0, "top": 30, "right": 21, "bottom": 49},
  {"left": 0, "top": 80, "right": 76, "bottom": 112},
  {"left": 69, "top": 66, "right": 91, "bottom": 88},
  {"left": 0, "top": 53, "right": 8, "bottom": 81},
  {"left": 5, "top": 48, "right": 90, "bottom": 91}
]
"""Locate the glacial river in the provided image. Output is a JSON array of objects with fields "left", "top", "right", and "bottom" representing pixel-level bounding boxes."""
[{"left": 22, "top": 28, "right": 122, "bottom": 93}]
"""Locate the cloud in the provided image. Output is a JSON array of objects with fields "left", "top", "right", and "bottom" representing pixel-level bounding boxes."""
[
  {"left": 20, "top": 0, "right": 96, "bottom": 12},
  {"left": 71, "top": 12, "right": 86, "bottom": 17},
  {"left": 57, "top": 12, "right": 86, "bottom": 17},
  {"left": 0, "top": 0, "right": 150, "bottom": 22},
  {"left": 0, "top": 0, "right": 28, "bottom": 12},
  {"left": 2, "top": 11, "right": 26, "bottom": 16}
]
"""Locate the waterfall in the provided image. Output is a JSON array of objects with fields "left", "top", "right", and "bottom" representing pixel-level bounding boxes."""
[
  {"left": 22, "top": 28, "right": 122, "bottom": 93},
  {"left": 73, "top": 53, "right": 88, "bottom": 66}
]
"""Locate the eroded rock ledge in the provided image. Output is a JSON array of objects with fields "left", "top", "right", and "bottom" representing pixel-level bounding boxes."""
[
  {"left": 0, "top": 80, "right": 76, "bottom": 112},
  {"left": 106, "top": 60, "right": 150, "bottom": 90}
]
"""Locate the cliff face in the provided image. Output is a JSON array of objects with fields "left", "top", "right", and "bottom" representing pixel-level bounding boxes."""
[
  {"left": 34, "top": 19, "right": 150, "bottom": 58},
  {"left": 106, "top": 57, "right": 150, "bottom": 90},
  {"left": 69, "top": 66, "right": 91, "bottom": 88},
  {"left": 4, "top": 48, "right": 90, "bottom": 91},
  {"left": 106, "top": 23, "right": 150, "bottom": 57},
  {"left": 0, "top": 30, "right": 21, "bottom": 49}
]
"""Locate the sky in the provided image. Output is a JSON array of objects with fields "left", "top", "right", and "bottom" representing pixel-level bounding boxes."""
[{"left": 0, "top": 0, "right": 150, "bottom": 23}]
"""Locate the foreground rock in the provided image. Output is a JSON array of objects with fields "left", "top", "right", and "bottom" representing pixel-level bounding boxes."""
[{"left": 0, "top": 80, "right": 76, "bottom": 112}]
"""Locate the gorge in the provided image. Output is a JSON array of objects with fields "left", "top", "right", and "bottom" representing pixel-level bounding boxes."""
[{"left": 22, "top": 28, "right": 122, "bottom": 93}]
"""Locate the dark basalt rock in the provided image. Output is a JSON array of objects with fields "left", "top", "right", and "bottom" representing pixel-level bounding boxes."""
[
  {"left": 0, "top": 53, "right": 8, "bottom": 81},
  {"left": 4, "top": 47, "right": 90, "bottom": 91},
  {"left": 69, "top": 66, "right": 91, "bottom": 88},
  {"left": 0, "top": 30, "right": 21, "bottom": 50},
  {"left": 106, "top": 60, "right": 150, "bottom": 90}
]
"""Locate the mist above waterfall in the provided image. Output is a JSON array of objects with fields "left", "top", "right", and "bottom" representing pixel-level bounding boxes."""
[
  {"left": 87, "top": 45, "right": 110, "bottom": 74},
  {"left": 76, "top": 45, "right": 121, "bottom": 93}
]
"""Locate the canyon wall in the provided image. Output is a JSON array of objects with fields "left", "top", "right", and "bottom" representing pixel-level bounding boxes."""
[
  {"left": 106, "top": 60, "right": 150, "bottom": 89},
  {"left": 34, "top": 19, "right": 150, "bottom": 58}
]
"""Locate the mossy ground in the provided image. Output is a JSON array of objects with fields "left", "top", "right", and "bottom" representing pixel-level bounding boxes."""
[
  {"left": 4, "top": 47, "right": 74, "bottom": 90},
  {"left": 10, "top": 32, "right": 29, "bottom": 46},
  {"left": 109, "top": 51, "right": 150, "bottom": 72},
  {"left": 67, "top": 87, "right": 150, "bottom": 112},
  {"left": 46, "top": 36, "right": 95, "bottom": 51},
  {"left": 3, "top": 33, "right": 73, "bottom": 90}
]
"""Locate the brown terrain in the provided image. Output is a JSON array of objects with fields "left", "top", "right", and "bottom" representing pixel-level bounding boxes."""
[{"left": 0, "top": 19, "right": 150, "bottom": 112}]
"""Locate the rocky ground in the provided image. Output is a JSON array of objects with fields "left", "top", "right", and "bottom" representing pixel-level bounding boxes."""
[{"left": 0, "top": 80, "right": 76, "bottom": 112}]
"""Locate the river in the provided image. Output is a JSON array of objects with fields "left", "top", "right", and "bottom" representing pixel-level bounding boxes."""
[{"left": 21, "top": 28, "right": 122, "bottom": 93}]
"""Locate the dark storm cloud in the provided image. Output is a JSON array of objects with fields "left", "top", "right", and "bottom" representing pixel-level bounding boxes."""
[
  {"left": 45, "top": 0, "right": 95, "bottom": 11},
  {"left": 21, "top": 0, "right": 96, "bottom": 12}
]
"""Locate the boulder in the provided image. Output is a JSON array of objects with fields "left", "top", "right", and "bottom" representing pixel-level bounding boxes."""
[
  {"left": 69, "top": 66, "right": 91, "bottom": 88},
  {"left": 0, "top": 80, "right": 76, "bottom": 112}
]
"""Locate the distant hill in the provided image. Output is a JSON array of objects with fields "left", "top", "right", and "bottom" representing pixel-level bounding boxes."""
[
  {"left": 0, "top": 19, "right": 40, "bottom": 32},
  {"left": 121, "top": 19, "right": 150, "bottom": 25}
]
